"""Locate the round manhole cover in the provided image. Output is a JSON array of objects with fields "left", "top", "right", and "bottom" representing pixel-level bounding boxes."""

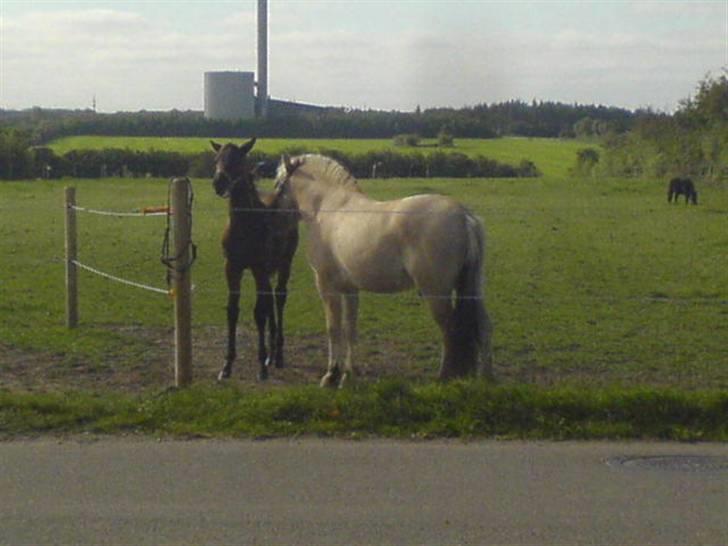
[{"left": 607, "top": 455, "right": 728, "bottom": 472}]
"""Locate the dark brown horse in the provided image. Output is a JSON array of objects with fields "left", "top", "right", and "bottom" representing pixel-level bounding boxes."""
[
  {"left": 211, "top": 138, "right": 299, "bottom": 381},
  {"left": 668, "top": 177, "right": 698, "bottom": 205}
]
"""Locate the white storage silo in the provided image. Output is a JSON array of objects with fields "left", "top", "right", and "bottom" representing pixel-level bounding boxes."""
[{"left": 204, "top": 71, "right": 255, "bottom": 120}]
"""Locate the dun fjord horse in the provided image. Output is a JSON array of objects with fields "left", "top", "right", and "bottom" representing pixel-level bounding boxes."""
[
  {"left": 211, "top": 139, "right": 299, "bottom": 381},
  {"left": 667, "top": 177, "right": 698, "bottom": 205},
  {"left": 274, "top": 154, "right": 493, "bottom": 387}
]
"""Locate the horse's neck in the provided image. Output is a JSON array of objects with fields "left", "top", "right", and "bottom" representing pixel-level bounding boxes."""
[
  {"left": 229, "top": 181, "right": 267, "bottom": 222},
  {"left": 293, "top": 177, "right": 369, "bottom": 216}
]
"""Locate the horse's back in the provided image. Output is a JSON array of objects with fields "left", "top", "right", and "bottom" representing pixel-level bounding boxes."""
[
  {"left": 669, "top": 177, "right": 694, "bottom": 193},
  {"left": 316, "top": 193, "right": 476, "bottom": 294}
]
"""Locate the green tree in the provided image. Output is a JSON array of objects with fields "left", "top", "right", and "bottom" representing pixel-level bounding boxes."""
[
  {"left": 573, "top": 117, "right": 595, "bottom": 139},
  {"left": 0, "top": 129, "right": 33, "bottom": 179},
  {"left": 437, "top": 126, "right": 454, "bottom": 147},
  {"left": 677, "top": 72, "right": 728, "bottom": 127}
]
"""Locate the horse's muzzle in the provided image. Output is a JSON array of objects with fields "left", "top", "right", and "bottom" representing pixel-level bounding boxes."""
[{"left": 213, "top": 173, "right": 231, "bottom": 198}]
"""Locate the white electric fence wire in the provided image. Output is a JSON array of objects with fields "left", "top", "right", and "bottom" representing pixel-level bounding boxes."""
[
  {"left": 71, "top": 205, "right": 168, "bottom": 217},
  {"left": 230, "top": 207, "right": 462, "bottom": 215},
  {"left": 72, "top": 260, "right": 170, "bottom": 295}
]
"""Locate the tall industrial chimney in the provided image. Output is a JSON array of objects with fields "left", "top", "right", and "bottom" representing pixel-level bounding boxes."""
[{"left": 257, "top": 0, "right": 268, "bottom": 118}]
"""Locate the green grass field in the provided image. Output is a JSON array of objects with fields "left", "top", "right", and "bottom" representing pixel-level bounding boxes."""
[
  {"left": 47, "top": 136, "right": 589, "bottom": 177},
  {"left": 2, "top": 137, "right": 727, "bottom": 438}
]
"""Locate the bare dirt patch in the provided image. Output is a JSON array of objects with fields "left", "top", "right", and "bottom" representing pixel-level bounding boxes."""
[{"left": 0, "top": 326, "right": 438, "bottom": 393}]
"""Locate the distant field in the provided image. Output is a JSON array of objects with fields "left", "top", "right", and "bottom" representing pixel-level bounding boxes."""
[{"left": 47, "top": 136, "right": 592, "bottom": 177}]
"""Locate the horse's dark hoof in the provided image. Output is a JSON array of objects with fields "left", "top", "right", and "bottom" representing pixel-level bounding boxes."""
[
  {"left": 320, "top": 368, "right": 341, "bottom": 388},
  {"left": 258, "top": 368, "right": 269, "bottom": 381}
]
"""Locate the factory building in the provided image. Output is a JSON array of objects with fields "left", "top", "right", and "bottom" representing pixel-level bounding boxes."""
[
  {"left": 202, "top": 0, "right": 326, "bottom": 121},
  {"left": 203, "top": 71, "right": 255, "bottom": 121},
  {"left": 203, "top": 0, "right": 267, "bottom": 121}
]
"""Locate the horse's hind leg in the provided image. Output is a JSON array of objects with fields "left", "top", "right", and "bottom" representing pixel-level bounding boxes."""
[
  {"left": 219, "top": 262, "right": 243, "bottom": 381},
  {"left": 425, "top": 294, "right": 478, "bottom": 381},
  {"left": 317, "top": 280, "right": 344, "bottom": 388},
  {"left": 252, "top": 268, "right": 274, "bottom": 381},
  {"left": 425, "top": 297, "right": 460, "bottom": 380}
]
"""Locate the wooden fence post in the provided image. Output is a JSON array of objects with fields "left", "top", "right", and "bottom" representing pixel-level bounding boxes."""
[
  {"left": 65, "top": 187, "right": 78, "bottom": 328},
  {"left": 172, "top": 178, "right": 193, "bottom": 387}
]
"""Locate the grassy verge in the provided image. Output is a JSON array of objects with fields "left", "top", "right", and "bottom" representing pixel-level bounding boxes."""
[{"left": 2, "top": 381, "right": 726, "bottom": 441}]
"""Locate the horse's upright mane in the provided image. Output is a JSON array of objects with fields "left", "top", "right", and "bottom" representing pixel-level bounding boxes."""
[{"left": 296, "top": 154, "right": 362, "bottom": 193}]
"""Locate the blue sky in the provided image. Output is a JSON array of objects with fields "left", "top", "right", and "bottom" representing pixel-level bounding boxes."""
[{"left": 1, "top": 0, "right": 726, "bottom": 113}]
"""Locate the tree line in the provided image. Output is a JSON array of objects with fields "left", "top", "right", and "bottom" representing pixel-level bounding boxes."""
[
  {"left": 575, "top": 72, "right": 728, "bottom": 182},
  {"left": 1, "top": 99, "right": 635, "bottom": 145}
]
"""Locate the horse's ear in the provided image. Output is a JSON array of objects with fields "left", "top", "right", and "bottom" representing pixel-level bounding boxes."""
[
  {"left": 283, "top": 154, "right": 302, "bottom": 175},
  {"left": 240, "top": 137, "right": 256, "bottom": 156},
  {"left": 210, "top": 140, "right": 222, "bottom": 153}
]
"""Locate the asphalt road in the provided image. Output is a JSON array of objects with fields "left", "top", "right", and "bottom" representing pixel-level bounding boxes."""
[{"left": 1, "top": 439, "right": 726, "bottom": 545}]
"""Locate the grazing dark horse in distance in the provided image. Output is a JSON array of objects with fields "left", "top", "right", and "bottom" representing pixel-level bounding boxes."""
[
  {"left": 667, "top": 177, "right": 698, "bottom": 205},
  {"left": 211, "top": 138, "right": 299, "bottom": 381}
]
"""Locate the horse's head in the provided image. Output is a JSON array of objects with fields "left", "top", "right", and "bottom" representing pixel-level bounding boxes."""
[
  {"left": 210, "top": 138, "right": 257, "bottom": 198},
  {"left": 273, "top": 154, "right": 305, "bottom": 210}
]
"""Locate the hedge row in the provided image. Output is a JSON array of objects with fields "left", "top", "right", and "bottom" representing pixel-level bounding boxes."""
[{"left": 31, "top": 147, "right": 540, "bottom": 180}]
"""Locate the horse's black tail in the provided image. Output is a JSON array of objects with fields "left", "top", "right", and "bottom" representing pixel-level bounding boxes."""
[{"left": 450, "top": 211, "right": 494, "bottom": 379}]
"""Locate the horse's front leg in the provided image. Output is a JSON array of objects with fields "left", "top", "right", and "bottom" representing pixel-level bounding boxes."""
[
  {"left": 338, "top": 291, "right": 359, "bottom": 388},
  {"left": 252, "top": 268, "right": 274, "bottom": 381},
  {"left": 316, "top": 277, "right": 343, "bottom": 388},
  {"left": 219, "top": 262, "right": 243, "bottom": 381}
]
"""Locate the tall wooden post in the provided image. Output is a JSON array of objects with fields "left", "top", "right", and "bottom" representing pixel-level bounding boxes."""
[
  {"left": 172, "top": 178, "right": 193, "bottom": 387},
  {"left": 65, "top": 187, "right": 78, "bottom": 328}
]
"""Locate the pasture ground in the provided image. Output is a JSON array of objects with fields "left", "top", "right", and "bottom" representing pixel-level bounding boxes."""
[{"left": 1, "top": 138, "right": 727, "bottom": 438}]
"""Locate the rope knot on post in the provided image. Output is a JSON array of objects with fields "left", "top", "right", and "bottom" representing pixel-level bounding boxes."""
[{"left": 161, "top": 177, "right": 197, "bottom": 285}]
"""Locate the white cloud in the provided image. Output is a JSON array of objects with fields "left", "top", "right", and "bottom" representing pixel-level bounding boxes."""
[
  {"left": 268, "top": 21, "right": 724, "bottom": 111},
  {"left": 629, "top": 0, "right": 726, "bottom": 17},
  {"left": 0, "top": 7, "right": 258, "bottom": 110},
  {"left": 0, "top": 3, "right": 725, "bottom": 112}
]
